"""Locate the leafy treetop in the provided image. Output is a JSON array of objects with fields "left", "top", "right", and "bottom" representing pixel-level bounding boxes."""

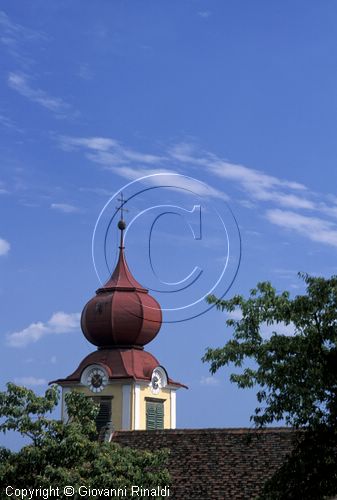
[
  {"left": 203, "top": 273, "right": 337, "bottom": 428},
  {"left": 0, "top": 384, "right": 169, "bottom": 498},
  {"left": 204, "top": 273, "right": 337, "bottom": 499}
]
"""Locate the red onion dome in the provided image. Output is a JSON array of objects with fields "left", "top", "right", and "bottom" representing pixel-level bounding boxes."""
[{"left": 81, "top": 220, "right": 162, "bottom": 348}]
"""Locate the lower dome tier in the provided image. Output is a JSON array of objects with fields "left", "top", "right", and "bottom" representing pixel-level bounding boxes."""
[{"left": 52, "top": 348, "right": 186, "bottom": 388}]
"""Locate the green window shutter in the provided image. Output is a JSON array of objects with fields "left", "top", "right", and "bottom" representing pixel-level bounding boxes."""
[
  {"left": 146, "top": 400, "right": 164, "bottom": 430},
  {"left": 146, "top": 401, "right": 156, "bottom": 430},
  {"left": 156, "top": 402, "right": 164, "bottom": 429}
]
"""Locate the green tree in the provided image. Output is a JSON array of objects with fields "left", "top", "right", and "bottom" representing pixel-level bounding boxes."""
[
  {"left": 203, "top": 274, "right": 337, "bottom": 499},
  {"left": 0, "top": 384, "right": 169, "bottom": 499}
]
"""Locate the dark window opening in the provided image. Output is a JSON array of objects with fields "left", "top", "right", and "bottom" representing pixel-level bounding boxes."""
[{"left": 92, "top": 396, "right": 112, "bottom": 433}]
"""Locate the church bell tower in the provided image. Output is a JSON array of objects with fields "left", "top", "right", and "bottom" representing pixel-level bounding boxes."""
[{"left": 54, "top": 202, "right": 185, "bottom": 433}]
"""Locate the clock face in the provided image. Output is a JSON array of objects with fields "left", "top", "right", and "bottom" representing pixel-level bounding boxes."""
[
  {"left": 86, "top": 367, "right": 108, "bottom": 393},
  {"left": 150, "top": 367, "right": 167, "bottom": 395}
]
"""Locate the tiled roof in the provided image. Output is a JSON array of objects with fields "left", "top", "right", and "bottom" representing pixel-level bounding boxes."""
[{"left": 112, "top": 427, "right": 295, "bottom": 500}]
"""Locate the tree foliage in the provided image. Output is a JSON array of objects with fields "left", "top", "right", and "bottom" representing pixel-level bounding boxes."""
[
  {"left": 0, "top": 384, "right": 169, "bottom": 498},
  {"left": 203, "top": 274, "right": 337, "bottom": 499}
]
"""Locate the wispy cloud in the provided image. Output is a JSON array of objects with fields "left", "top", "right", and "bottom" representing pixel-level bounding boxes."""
[
  {"left": 59, "top": 135, "right": 164, "bottom": 166},
  {"left": 59, "top": 136, "right": 225, "bottom": 199},
  {"left": 168, "top": 143, "right": 337, "bottom": 248},
  {"left": 200, "top": 376, "right": 219, "bottom": 386},
  {"left": 0, "top": 10, "right": 48, "bottom": 68},
  {"left": 14, "top": 376, "right": 47, "bottom": 387},
  {"left": 197, "top": 11, "right": 211, "bottom": 18},
  {"left": 169, "top": 143, "right": 311, "bottom": 210},
  {"left": 60, "top": 136, "right": 118, "bottom": 152},
  {"left": 0, "top": 238, "right": 10, "bottom": 256},
  {"left": 79, "top": 187, "right": 115, "bottom": 197},
  {"left": 0, "top": 10, "right": 47, "bottom": 49},
  {"left": 77, "top": 63, "right": 93, "bottom": 80},
  {"left": 265, "top": 209, "right": 337, "bottom": 249},
  {"left": 272, "top": 268, "right": 299, "bottom": 280},
  {"left": 116, "top": 167, "right": 226, "bottom": 198},
  {"left": 58, "top": 135, "right": 337, "bottom": 249},
  {"left": 0, "top": 112, "right": 21, "bottom": 132},
  {"left": 8, "top": 72, "right": 72, "bottom": 116},
  {"left": 50, "top": 203, "right": 80, "bottom": 214},
  {"left": 7, "top": 311, "right": 81, "bottom": 348}
]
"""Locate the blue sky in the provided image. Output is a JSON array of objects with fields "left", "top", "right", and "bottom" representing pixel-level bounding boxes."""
[{"left": 2, "top": 1, "right": 337, "bottom": 449}]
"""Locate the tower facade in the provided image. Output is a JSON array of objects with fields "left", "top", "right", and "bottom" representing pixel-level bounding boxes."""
[{"left": 54, "top": 216, "right": 185, "bottom": 433}]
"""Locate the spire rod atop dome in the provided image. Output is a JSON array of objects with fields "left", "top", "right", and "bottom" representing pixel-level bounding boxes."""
[{"left": 116, "top": 192, "right": 128, "bottom": 249}]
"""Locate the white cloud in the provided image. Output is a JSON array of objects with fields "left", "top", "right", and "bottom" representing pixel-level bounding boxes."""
[
  {"left": 79, "top": 187, "right": 114, "bottom": 197},
  {"left": 58, "top": 135, "right": 337, "bottom": 249},
  {"left": 59, "top": 135, "right": 164, "bottom": 166},
  {"left": 200, "top": 376, "right": 219, "bottom": 386},
  {"left": 244, "top": 229, "right": 261, "bottom": 237},
  {"left": 0, "top": 113, "right": 20, "bottom": 131},
  {"left": 0, "top": 238, "right": 10, "bottom": 255},
  {"left": 289, "top": 283, "right": 302, "bottom": 290},
  {"left": 198, "top": 11, "right": 211, "bottom": 18},
  {"left": 50, "top": 203, "right": 80, "bottom": 213},
  {"left": 224, "top": 309, "right": 243, "bottom": 321},
  {"left": 261, "top": 321, "right": 296, "bottom": 338},
  {"left": 116, "top": 168, "right": 226, "bottom": 199},
  {"left": 210, "top": 160, "right": 306, "bottom": 192},
  {"left": 58, "top": 136, "right": 225, "bottom": 199},
  {"left": 170, "top": 145, "right": 313, "bottom": 211},
  {"left": 111, "top": 165, "right": 174, "bottom": 179},
  {"left": 239, "top": 199, "right": 257, "bottom": 209},
  {"left": 14, "top": 376, "right": 47, "bottom": 386},
  {"left": 7, "top": 311, "right": 81, "bottom": 347},
  {"left": 263, "top": 191, "right": 314, "bottom": 211},
  {"left": 122, "top": 149, "right": 164, "bottom": 165},
  {"left": 8, "top": 72, "right": 71, "bottom": 115},
  {"left": 60, "top": 136, "right": 118, "bottom": 152},
  {"left": 0, "top": 10, "right": 47, "bottom": 50},
  {"left": 318, "top": 202, "right": 337, "bottom": 220},
  {"left": 265, "top": 209, "right": 337, "bottom": 248},
  {"left": 77, "top": 63, "right": 93, "bottom": 80},
  {"left": 272, "top": 268, "right": 299, "bottom": 279},
  {"left": 169, "top": 143, "right": 337, "bottom": 249}
]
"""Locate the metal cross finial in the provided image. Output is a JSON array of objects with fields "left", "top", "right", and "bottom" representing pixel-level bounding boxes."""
[
  {"left": 116, "top": 192, "right": 129, "bottom": 221},
  {"left": 116, "top": 193, "right": 128, "bottom": 248}
]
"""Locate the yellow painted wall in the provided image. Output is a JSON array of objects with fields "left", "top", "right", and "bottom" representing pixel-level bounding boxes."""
[
  {"left": 65, "top": 383, "right": 123, "bottom": 431},
  {"left": 62, "top": 381, "right": 174, "bottom": 431}
]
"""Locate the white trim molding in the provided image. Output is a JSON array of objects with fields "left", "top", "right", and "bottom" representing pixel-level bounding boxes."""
[
  {"left": 170, "top": 390, "right": 176, "bottom": 429},
  {"left": 122, "top": 384, "right": 131, "bottom": 430},
  {"left": 134, "top": 384, "right": 140, "bottom": 430}
]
